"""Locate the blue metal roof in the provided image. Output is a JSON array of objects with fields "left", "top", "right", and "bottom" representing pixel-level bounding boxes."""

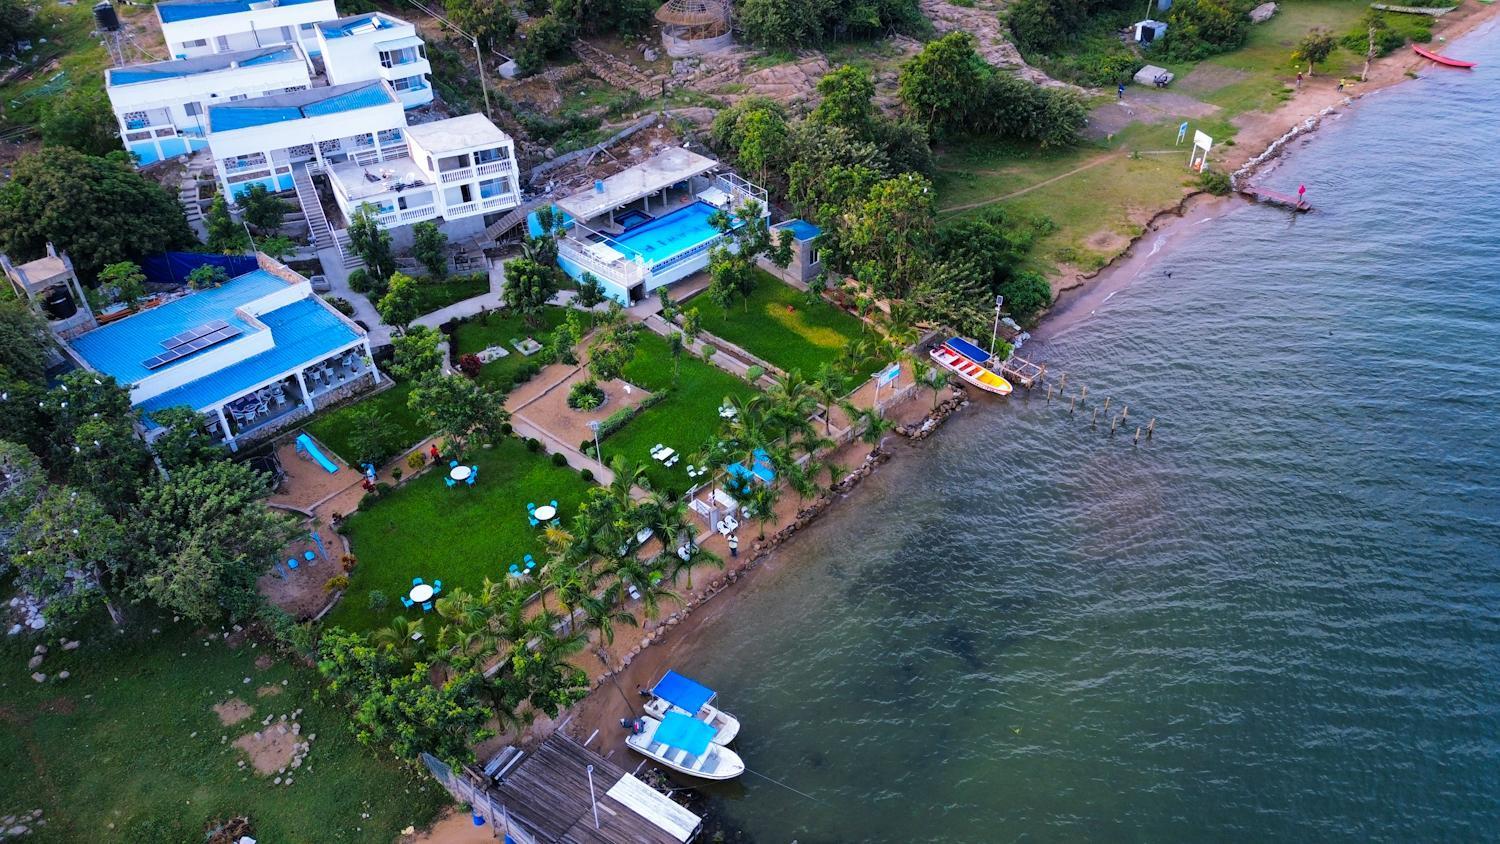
[
  {"left": 69, "top": 270, "right": 291, "bottom": 385},
  {"left": 157, "top": 0, "right": 324, "bottom": 23},
  {"left": 654, "top": 712, "right": 716, "bottom": 757},
  {"left": 108, "top": 45, "right": 300, "bottom": 85},
  {"left": 651, "top": 671, "right": 715, "bottom": 714},
  {"left": 139, "top": 297, "right": 359, "bottom": 419},
  {"left": 208, "top": 81, "right": 393, "bottom": 132}
]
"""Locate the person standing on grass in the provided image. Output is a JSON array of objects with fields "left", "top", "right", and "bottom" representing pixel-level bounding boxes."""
[
  {"left": 429, "top": 443, "right": 440, "bottom": 464},
  {"left": 728, "top": 534, "right": 739, "bottom": 558}
]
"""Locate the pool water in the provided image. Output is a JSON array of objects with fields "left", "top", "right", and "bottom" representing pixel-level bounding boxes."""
[
  {"left": 615, "top": 209, "right": 652, "bottom": 230},
  {"left": 607, "top": 202, "right": 725, "bottom": 263}
]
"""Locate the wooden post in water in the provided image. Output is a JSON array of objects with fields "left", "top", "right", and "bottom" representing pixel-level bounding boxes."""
[
  {"left": 1146, "top": 418, "right": 1156, "bottom": 440},
  {"left": 1102, "top": 397, "right": 1112, "bottom": 414},
  {"left": 1110, "top": 415, "right": 1118, "bottom": 436},
  {"left": 1079, "top": 386, "right": 1088, "bottom": 405},
  {"left": 1121, "top": 405, "right": 1129, "bottom": 422},
  {"left": 1058, "top": 372, "right": 1068, "bottom": 393},
  {"left": 1046, "top": 384, "right": 1053, "bottom": 403},
  {"left": 1069, "top": 397, "right": 1077, "bottom": 415},
  {"left": 1134, "top": 425, "right": 1141, "bottom": 445},
  {"left": 1091, "top": 408, "right": 1100, "bottom": 428}
]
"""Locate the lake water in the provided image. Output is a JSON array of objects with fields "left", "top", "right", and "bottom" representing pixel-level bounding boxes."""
[{"left": 670, "top": 22, "right": 1500, "bottom": 842}]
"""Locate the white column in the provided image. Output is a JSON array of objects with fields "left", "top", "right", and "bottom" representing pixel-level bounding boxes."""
[
  {"left": 363, "top": 340, "right": 383, "bottom": 384},
  {"left": 296, "top": 368, "right": 315, "bottom": 411},
  {"left": 216, "top": 406, "right": 238, "bottom": 452}
]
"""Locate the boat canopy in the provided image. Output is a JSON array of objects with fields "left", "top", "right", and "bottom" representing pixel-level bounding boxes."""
[
  {"left": 655, "top": 711, "right": 717, "bottom": 756},
  {"left": 651, "top": 670, "right": 715, "bottom": 714},
  {"left": 945, "top": 337, "right": 993, "bottom": 365}
]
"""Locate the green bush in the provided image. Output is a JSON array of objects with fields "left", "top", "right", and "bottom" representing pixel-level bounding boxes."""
[
  {"left": 567, "top": 378, "right": 606, "bottom": 410},
  {"left": 367, "top": 590, "right": 388, "bottom": 610},
  {"left": 579, "top": 468, "right": 595, "bottom": 482},
  {"left": 550, "top": 452, "right": 568, "bottom": 467},
  {"left": 525, "top": 437, "right": 542, "bottom": 452},
  {"left": 1196, "top": 169, "right": 1232, "bottom": 196},
  {"left": 499, "top": 421, "right": 513, "bottom": 435}
]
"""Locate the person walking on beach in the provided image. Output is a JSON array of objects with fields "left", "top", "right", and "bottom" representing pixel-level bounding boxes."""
[
  {"left": 1296, "top": 71, "right": 1304, "bottom": 89},
  {"left": 728, "top": 533, "right": 739, "bottom": 558}
]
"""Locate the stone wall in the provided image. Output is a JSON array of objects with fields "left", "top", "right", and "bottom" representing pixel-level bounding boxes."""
[{"left": 311, "top": 370, "right": 377, "bottom": 413}]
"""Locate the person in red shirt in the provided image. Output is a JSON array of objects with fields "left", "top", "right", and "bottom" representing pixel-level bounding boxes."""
[{"left": 429, "top": 443, "right": 440, "bottom": 464}]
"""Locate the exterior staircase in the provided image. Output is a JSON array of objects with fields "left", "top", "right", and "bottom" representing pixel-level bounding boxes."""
[
  {"left": 293, "top": 162, "right": 364, "bottom": 271},
  {"left": 469, "top": 194, "right": 552, "bottom": 249},
  {"left": 333, "top": 230, "right": 365, "bottom": 271}
]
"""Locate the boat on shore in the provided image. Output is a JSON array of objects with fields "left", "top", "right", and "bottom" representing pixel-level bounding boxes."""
[
  {"left": 642, "top": 670, "right": 741, "bottom": 746},
  {"left": 1413, "top": 44, "right": 1477, "bottom": 67},
  {"left": 930, "top": 338, "right": 1013, "bottom": 396},
  {"left": 625, "top": 713, "right": 746, "bottom": 780}
]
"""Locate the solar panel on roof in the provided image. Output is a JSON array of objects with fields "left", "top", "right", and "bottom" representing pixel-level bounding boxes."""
[
  {"left": 143, "top": 322, "right": 241, "bottom": 369},
  {"left": 162, "top": 319, "right": 231, "bottom": 350}
]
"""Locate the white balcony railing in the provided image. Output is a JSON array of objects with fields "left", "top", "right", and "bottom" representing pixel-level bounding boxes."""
[
  {"left": 475, "top": 159, "right": 512, "bottom": 176},
  {"left": 558, "top": 238, "right": 647, "bottom": 289},
  {"left": 440, "top": 167, "right": 474, "bottom": 184},
  {"left": 481, "top": 193, "right": 518, "bottom": 210},
  {"left": 446, "top": 201, "right": 479, "bottom": 217}
]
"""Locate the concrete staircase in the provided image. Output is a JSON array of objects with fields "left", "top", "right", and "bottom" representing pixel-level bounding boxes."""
[
  {"left": 292, "top": 162, "right": 363, "bottom": 271},
  {"left": 468, "top": 194, "right": 552, "bottom": 249},
  {"left": 333, "top": 230, "right": 365, "bottom": 271}
]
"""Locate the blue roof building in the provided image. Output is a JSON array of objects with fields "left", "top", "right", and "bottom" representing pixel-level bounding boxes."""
[
  {"left": 155, "top": 0, "right": 337, "bottom": 61},
  {"left": 64, "top": 255, "right": 380, "bottom": 450}
]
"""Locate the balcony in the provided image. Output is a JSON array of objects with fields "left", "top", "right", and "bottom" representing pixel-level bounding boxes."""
[
  {"left": 475, "top": 159, "right": 513, "bottom": 177},
  {"left": 439, "top": 166, "right": 475, "bottom": 184},
  {"left": 481, "top": 193, "right": 518, "bottom": 211},
  {"left": 446, "top": 201, "right": 479, "bottom": 217}
]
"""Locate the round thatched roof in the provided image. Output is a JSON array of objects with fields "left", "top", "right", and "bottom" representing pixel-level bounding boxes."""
[{"left": 655, "top": 0, "right": 729, "bottom": 27}]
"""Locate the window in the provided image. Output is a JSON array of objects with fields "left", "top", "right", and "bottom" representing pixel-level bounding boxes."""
[
  {"left": 377, "top": 127, "right": 403, "bottom": 145},
  {"left": 183, "top": 102, "right": 203, "bottom": 117},
  {"left": 390, "top": 75, "right": 426, "bottom": 93},
  {"left": 279, "top": 26, "right": 293, "bottom": 41},
  {"left": 181, "top": 38, "right": 207, "bottom": 48},
  {"left": 809, "top": 247, "right": 820, "bottom": 265},
  {"left": 215, "top": 35, "right": 229, "bottom": 51},
  {"left": 229, "top": 94, "right": 248, "bottom": 102},
  {"left": 478, "top": 177, "right": 508, "bottom": 199},
  {"left": 123, "top": 110, "right": 150, "bottom": 129},
  {"left": 474, "top": 147, "right": 507, "bottom": 164},
  {"left": 299, "top": 22, "right": 315, "bottom": 31}
]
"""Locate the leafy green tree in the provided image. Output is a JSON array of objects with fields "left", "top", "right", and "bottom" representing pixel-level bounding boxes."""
[
  {"left": 839, "top": 174, "right": 934, "bottom": 300},
  {"left": 668, "top": 331, "right": 685, "bottom": 384},
  {"left": 205, "top": 194, "right": 250, "bottom": 254},
  {"left": 997, "top": 270, "right": 1053, "bottom": 324},
  {"left": 348, "top": 203, "right": 395, "bottom": 280},
  {"left": 411, "top": 221, "right": 448, "bottom": 279},
  {"left": 148, "top": 406, "right": 224, "bottom": 472},
  {"left": 40, "top": 84, "right": 118, "bottom": 157},
  {"left": 16, "top": 486, "right": 129, "bottom": 626},
  {"left": 345, "top": 405, "right": 397, "bottom": 467},
  {"left": 97, "top": 261, "right": 148, "bottom": 308},
  {"left": 1006, "top": 0, "right": 1089, "bottom": 55},
  {"left": 514, "top": 14, "right": 569, "bottom": 76},
  {"left": 899, "top": 33, "right": 992, "bottom": 137},
  {"left": 408, "top": 374, "right": 508, "bottom": 456},
  {"left": 0, "top": 0, "right": 35, "bottom": 55},
  {"left": 502, "top": 257, "right": 558, "bottom": 328},
  {"left": 1161, "top": 0, "right": 1250, "bottom": 61},
  {"left": 377, "top": 271, "right": 422, "bottom": 330},
  {"left": 680, "top": 307, "right": 702, "bottom": 341},
  {"left": 812, "top": 65, "right": 876, "bottom": 135},
  {"left": 390, "top": 324, "right": 444, "bottom": 382},
  {"left": 256, "top": 234, "right": 297, "bottom": 262},
  {"left": 444, "top": 0, "right": 517, "bottom": 49},
  {"left": 42, "top": 373, "right": 153, "bottom": 517},
  {"left": 585, "top": 306, "right": 639, "bottom": 382},
  {"left": 239, "top": 183, "right": 291, "bottom": 232},
  {"left": 705, "top": 200, "right": 789, "bottom": 314},
  {"left": 734, "top": 107, "right": 789, "bottom": 188},
  {"left": 1295, "top": 28, "right": 1337, "bottom": 75},
  {"left": 575, "top": 272, "right": 606, "bottom": 309},
  {"left": 551, "top": 0, "right": 654, "bottom": 36},
  {"left": 0, "top": 298, "right": 50, "bottom": 384},
  {"left": 0, "top": 148, "right": 192, "bottom": 279},
  {"left": 188, "top": 263, "right": 230, "bottom": 290},
  {"left": 132, "top": 460, "right": 297, "bottom": 623},
  {"left": 0, "top": 440, "right": 44, "bottom": 554}
]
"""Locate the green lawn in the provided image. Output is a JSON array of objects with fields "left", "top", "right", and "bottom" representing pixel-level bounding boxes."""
[
  {"left": 450, "top": 306, "right": 573, "bottom": 393},
  {"left": 599, "top": 332, "right": 760, "bottom": 497},
  {"left": 329, "top": 435, "right": 597, "bottom": 632},
  {"left": 685, "top": 271, "right": 871, "bottom": 378},
  {"left": 0, "top": 615, "right": 446, "bottom": 842},
  {"left": 410, "top": 273, "right": 488, "bottom": 316},
  {"left": 303, "top": 379, "right": 428, "bottom": 465}
]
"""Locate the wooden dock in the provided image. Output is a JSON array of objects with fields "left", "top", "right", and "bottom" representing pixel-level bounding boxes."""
[
  {"left": 1001, "top": 356, "right": 1046, "bottom": 389},
  {"left": 1241, "top": 186, "right": 1312, "bottom": 212}
]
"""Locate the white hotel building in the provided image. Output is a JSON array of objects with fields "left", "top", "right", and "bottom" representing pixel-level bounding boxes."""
[
  {"left": 156, "top": 0, "right": 337, "bottom": 60},
  {"left": 314, "top": 12, "right": 432, "bottom": 109}
]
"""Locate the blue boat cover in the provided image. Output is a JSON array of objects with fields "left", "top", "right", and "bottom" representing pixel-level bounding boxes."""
[
  {"left": 651, "top": 670, "right": 714, "bottom": 714},
  {"left": 945, "top": 337, "right": 992, "bottom": 365},
  {"left": 655, "top": 711, "right": 716, "bottom": 756}
]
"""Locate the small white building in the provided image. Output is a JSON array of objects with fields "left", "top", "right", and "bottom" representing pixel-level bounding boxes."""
[
  {"left": 106, "top": 44, "right": 312, "bottom": 166},
  {"left": 205, "top": 79, "right": 408, "bottom": 198},
  {"left": 549, "top": 147, "right": 769, "bottom": 304},
  {"left": 325, "top": 113, "right": 521, "bottom": 238},
  {"left": 62, "top": 253, "right": 379, "bottom": 451},
  {"left": 315, "top": 12, "right": 432, "bottom": 109},
  {"left": 156, "top": 0, "right": 338, "bottom": 60}
]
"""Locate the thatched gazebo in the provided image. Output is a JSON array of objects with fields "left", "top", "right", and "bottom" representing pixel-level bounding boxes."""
[{"left": 656, "top": 0, "right": 733, "bottom": 56}]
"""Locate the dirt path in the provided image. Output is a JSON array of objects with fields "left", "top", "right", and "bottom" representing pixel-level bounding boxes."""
[{"left": 939, "top": 151, "right": 1123, "bottom": 214}]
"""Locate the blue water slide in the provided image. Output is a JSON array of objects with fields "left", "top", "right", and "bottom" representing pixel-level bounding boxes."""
[{"left": 295, "top": 433, "right": 339, "bottom": 474}]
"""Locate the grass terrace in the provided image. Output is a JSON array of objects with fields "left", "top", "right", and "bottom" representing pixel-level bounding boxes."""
[
  {"left": 687, "top": 271, "right": 874, "bottom": 378},
  {"left": 0, "top": 617, "right": 445, "bottom": 842},
  {"left": 598, "top": 331, "right": 760, "bottom": 497},
  {"left": 304, "top": 379, "right": 427, "bottom": 465},
  {"left": 450, "top": 306, "right": 573, "bottom": 393},
  {"left": 409, "top": 273, "right": 488, "bottom": 315},
  {"left": 328, "top": 435, "right": 596, "bottom": 632}
]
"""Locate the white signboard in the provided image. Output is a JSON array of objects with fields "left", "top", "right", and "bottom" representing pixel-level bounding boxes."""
[
  {"left": 1189, "top": 130, "right": 1213, "bottom": 173},
  {"left": 876, "top": 363, "right": 901, "bottom": 387}
]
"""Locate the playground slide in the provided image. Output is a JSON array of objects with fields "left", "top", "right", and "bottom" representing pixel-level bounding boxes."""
[{"left": 295, "top": 433, "right": 339, "bottom": 474}]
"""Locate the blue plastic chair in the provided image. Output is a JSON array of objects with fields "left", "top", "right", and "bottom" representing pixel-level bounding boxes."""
[
  {"left": 449, "top": 460, "right": 459, "bottom": 468},
  {"left": 445, "top": 477, "right": 456, "bottom": 488},
  {"left": 550, "top": 499, "right": 558, "bottom": 508},
  {"left": 412, "top": 577, "right": 424, "bottom": 585},
  {"left": 528, "top": 516, "right": 539, "bottom": 527},
  {"left": 421, "top": 600, "right": 433, "bottom": 612},
  {"left": 400, "top": 596, "right": 414, "bottom": 608},
  {"left": 465, "top": 469, "right": 477, "bottom": 487},
  {"left": 524, "top": 554, "right": 536, "bottom": 571},
  {"left": 508, "top": 563, "right": 520, "bottom": 576},
  {"left": 432, "top": 580, "right": 442, "bottom": 593},
  {"left": 304, "top": 550, "right": 316, "bottom": 563},
  {"left": 550, "top": 518, "right": 560, "bottom": 528},
  {"left": 287, "top": 558, "right": 299, "bottom": 570},
  {"left": 527, "top": 502, "right": 536, "bottom": 511}
]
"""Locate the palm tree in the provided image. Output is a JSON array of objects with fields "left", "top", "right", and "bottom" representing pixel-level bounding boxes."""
[
  {"left": 370, "top": 618, "right": 429, "bottom": 662},
  {"left": 811, "top": 364, "right": 845, "bottom": 435},
  {"left": 578, "top": 583, "right": 637, "bottom": 661},
  {"left": 784, "top": 454, "right": 824, "bottom": 507},
  {"left": 671, "top": 544, "right": 724, "bottom": 591},
  {"left": 850, "top": 405, "right": 895, "bottom": 455},
  {"left": 746, "top": 482, "right": 782, "bottom": 540},
  {"left": 608, "top": 552, "right": 681, "bottom": 621},
  {"left": 920, "top": 365, "right": 950, "bottom": 409}
]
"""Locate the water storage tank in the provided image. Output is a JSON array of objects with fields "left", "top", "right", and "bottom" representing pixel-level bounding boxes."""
[
  {"left": 41, "top": 287, "right": 77, "bottom": 321},
  {"left": 93, "top": 1, "right": 120, "bottom": 32}
]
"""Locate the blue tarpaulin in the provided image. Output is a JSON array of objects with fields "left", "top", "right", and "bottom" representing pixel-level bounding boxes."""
[
  {"left": 945, "top": 337, "right": 993, "bottom": 365},
  {"left": 142, "top": 252, "right": 259, "bottom": 287},
  {"left": 655, "top": 711, "right": 716, "bottom": 756},
  {"left": 651, "top": 670, "right": 715, "bottom": 714}
]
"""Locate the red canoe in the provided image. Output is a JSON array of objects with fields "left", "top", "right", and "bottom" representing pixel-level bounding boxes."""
[{"left": 1413, "top": 44, "right": 1477, "bottom": 68}]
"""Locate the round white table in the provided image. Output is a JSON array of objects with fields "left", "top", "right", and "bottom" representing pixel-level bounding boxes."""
[
  {"left": 533, "top": 505, "right": 557, "bottom": 521},
  {"left": 409, "top": 583, "right": 434, "bottom": 603},
  {"left": 449, "top": 465, "right": 472, "bottom": 482}
]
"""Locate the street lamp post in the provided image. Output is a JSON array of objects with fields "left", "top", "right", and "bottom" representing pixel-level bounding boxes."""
[
  {"left": 989, "top": 294, "right": 1005, "bottom": 359},
  {"left": 588, "top": 420, "right": 601, "bottom": 463},
  {"left": 586, "top": 764, "right": 600, "bottom": 830}
]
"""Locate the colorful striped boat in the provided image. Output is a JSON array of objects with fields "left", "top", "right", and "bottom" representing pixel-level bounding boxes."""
[{"left": 929, "top": 339, "right": 1013, "bottom": 396}]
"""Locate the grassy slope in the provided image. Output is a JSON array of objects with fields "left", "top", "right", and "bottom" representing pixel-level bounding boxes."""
[
  {"left": 329, "top": 435, "right": 596, "bottom": 632},
  {"left": 409, "top": 274, "right": 488, "bottom": 316},
  {"left": 304, "top": 380, "right": 426, "bottom": 465},
  {"left": 0, "top": 618, "right": 445, "bottom": 842},
  {"left": 684, "top": 271, "right": 869, "bottom": 377},
  {"left": 599, "top": 331, "right": 760, "bottom": 497},
  {"left": 0, "top": 0, "right": 123, "bottom": 129},
  {"left": 450, "top": 306, "right": 571, "bottom": 392}
]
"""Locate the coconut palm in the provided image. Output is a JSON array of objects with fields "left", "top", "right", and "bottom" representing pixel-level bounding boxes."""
[
  {"left": 578, "top": 583, "right": 637, "bottom": 660},
  {"left": 848, "top": 405, "right": 895, "bottom": 455},
  {"left": 811, "top": 364, "right": 846, "bottom": 434},
  {"left": 745, "top": 481, "right": 782, "bottom": 540},
  {"left": 919, "top": 365, "right": 950, "bottom": 409},
  {"left": 370, "top": 618, "right": 429, "bottom": 662},
  {"left": 607, "top": 552, "right": 681, "bottom": 620},
  {"left": 671, "top": 544, "right": 724, "bottom": 592}
]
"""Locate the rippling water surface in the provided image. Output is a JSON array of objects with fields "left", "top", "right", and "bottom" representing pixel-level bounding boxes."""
[{"left": 668, "top": 22, "right": 1500, "bottom": 843}]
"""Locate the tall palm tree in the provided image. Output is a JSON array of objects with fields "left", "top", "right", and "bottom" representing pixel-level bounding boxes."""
[
  {"left": 370, "top": 618, "right": 429, "bottom": 663},
  {"left": 608, "top": 552, "right": 681, "bottom": 621},
  {"left": 849, "top": 405, "right": 895, "bottom": 455},
  {"left": 919, "top": 365, "right": 950, "bottom": 409},
  {"left": 672, "top": 544, "right": 724, "bottom": 591},
  {"left": 811, "top": 364, "right": 846, "bottom": 435},
  {"left": 746, "top": 482, "right": 782, "bottom": 540},
  {"left": 578, "top": 583, "right": 637, "bottom": 660}
]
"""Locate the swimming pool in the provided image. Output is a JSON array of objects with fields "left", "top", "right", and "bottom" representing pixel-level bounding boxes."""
[
  {"left": 615, "top": 209, "right": 652, "bottom": 230},
  {"left": 607, "top": 202, "right": 726, "bottom": 263}
]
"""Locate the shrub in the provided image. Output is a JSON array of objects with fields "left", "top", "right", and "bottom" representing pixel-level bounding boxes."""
[
  {"left": 367, "top": 590, "right": 389, "bottom": 611},
  {"left": 374, "top": 481, "right": 392, "bottom": 496},
  {"left": 499, "top": 421, "right": 513, "bottom": 435},
  {"left": 1197, "top": 169, "right": 1232, "bottom": 196},
  {"left": 579, "top": 468, "right": 595, "bottom": 482},
  {"left": 525, "top": 437, "right": 542, "bottom": 452},
  {"left": 406, "top": 451, "right": 426, "bottom": 471},
  {"left": 746, "top": 365, "right": 765, "bottom": 380},
  {"left": 567, "top": 378, "right": 606, "bottom": 410},
  {"left": 340, "top": 553, "right": 358, "bottom": 572},
  {"left": 391, "top": 466, "right": 403, "bottom": 483},
  {"left": 458, "top": 353, "right": 482, "bottom": 378},
  {"left": 324, "top": 574, "right": 350, "bottom": 593},
  {"left": 348, "top": 267, "right": 372, "bottom": 294},
  {"left": 324, "top": 296, "right": 355, "bottom": 316},
  {"left": 550, "top": 452, "right": 568, "bottom": 467},
  {"left": 495, "top": 377, "right": 515, "bottom": 393}
]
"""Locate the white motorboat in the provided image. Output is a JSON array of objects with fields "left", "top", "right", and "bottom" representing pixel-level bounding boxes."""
[
  {"left": 625, "top": 713, "right": 745, "bottom": 781},
  {"left": 643, "top": 670, "right": 740, "bottom": 745}
]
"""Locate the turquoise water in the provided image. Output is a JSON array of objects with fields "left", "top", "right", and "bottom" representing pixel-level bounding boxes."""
[
  {"left": 671, "top": 23, "right": 1500, "bottom": 842},
  {"left": 608, "top": 201, "right": 722, "bottom": 262}
]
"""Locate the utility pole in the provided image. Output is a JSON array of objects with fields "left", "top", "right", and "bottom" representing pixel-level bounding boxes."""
[{"left": 402, "top": 0, "right": 494, "bottom": 118}]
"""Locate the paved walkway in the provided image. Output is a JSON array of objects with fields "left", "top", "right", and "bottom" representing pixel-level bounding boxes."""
[
  {"left": 316, "top": 245, "right": 391, "bottom": 345},
  {"left": 412, "top": 257, "right": 507, "bottom": 328}
]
